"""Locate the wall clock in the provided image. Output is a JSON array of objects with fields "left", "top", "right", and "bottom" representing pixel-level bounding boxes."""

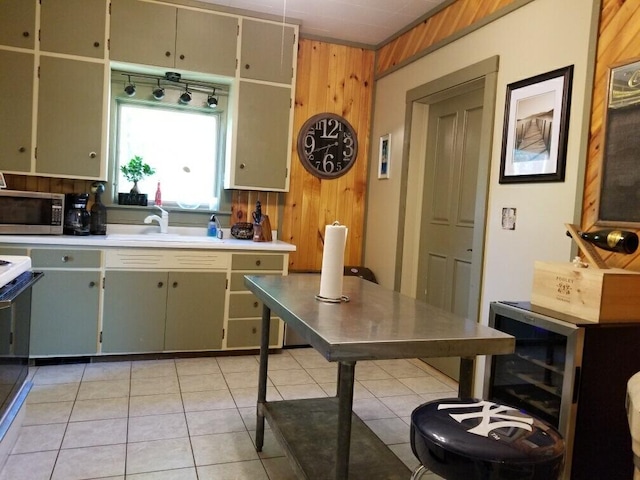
[{"left": 297, "top": 113, "right": 358, "bottom": 179}]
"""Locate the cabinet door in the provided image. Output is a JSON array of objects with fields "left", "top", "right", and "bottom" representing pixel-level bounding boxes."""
[
  {"left": 30, "top": 271, "right": 100, "bottom": 356},
  {"left": 102, "top": 271, "right": 167, "bottom": 353},
  {"left": 36, "top": 56, "right": 104, "bottom": 178},
  {"left": 40, "top": 0, "right": 106, "bottom": 58},
  {"left": 232, "top": 81, "right": 291, "bottom": 190},
  {"left": 110, "top": 0, "right": 176, "bottom": 68},
  {"left": 240, "top": 19, "right": 295, "bottom": 84},
  {"left": 0, "top": 0, "right": 36, "bottom": 49},
  {"left": 176, "top": 10, "right": 237, "bottom": 76},
  {"left": 0, "top": 50, "right": 33, "bottom": 173},
  {"left": 164, "top": 272, "right": 226, "bottom": 351}
]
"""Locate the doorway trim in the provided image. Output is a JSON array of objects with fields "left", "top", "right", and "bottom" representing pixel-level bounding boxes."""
[{"left": 395, "top": 56, "right": 499, "bottom": 326}]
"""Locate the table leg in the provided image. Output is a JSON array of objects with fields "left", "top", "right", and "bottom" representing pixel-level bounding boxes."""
[
  {"left": 336, "top": 361, "right": 355, "bottom": 480},
  {"left": 256, "top": 304, "right": 271, "bottom": 452},
  {"left": 458, "top": 356, "right": 475, "bottom": 398}
]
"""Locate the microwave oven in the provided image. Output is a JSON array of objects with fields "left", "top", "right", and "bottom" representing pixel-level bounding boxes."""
[{"left": 0, "top": 190, "right": 64, "bottom": 234}]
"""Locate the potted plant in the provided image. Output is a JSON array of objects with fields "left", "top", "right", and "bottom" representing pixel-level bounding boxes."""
[{"left": 119, "top": 155, "right": 156, "bottom": 206}]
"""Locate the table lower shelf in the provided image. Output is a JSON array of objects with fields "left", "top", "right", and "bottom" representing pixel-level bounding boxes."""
[{"left": 260, "top": 397, "right": 411, "bottom": 479}]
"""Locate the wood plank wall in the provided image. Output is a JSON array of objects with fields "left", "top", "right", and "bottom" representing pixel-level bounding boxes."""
[
  {"left": 582, "top": 0, "right": 640, "bottom": 271},
  {"left": 376, "top": 0, "right": 516, "bottom": 77}
]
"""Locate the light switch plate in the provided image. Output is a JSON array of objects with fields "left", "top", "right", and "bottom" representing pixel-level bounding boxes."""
[{"left": 501, "top": 207, "right": 516, "bottom": 230}]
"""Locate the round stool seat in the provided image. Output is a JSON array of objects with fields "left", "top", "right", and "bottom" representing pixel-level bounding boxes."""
[{"left": 410, "top": 398, "right": 564, "bottom": 480}]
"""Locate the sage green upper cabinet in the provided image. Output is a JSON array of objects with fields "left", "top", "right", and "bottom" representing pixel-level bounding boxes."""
[
  {"left": 175, "top": 9, "right": 237, "bottom": 77},
  {"left": 40, "top": 0, "right": 107, "bottom": 58},
  {"left": 0, "top": 50, "right": 33, "bottom": 173},
  {"left": 110, "top": 0, "right": 238, "bottom": 77},
  {"left": 0, "top": 0, "right": 36, "bottom": 49},
  {"left": 229, "top": 81, "right": 291, "bottom": 191},
  {"left": 240, "top": 19, "right": 295, "bottom": 85},
  {"left": 109, "top": 0, "right": 177, "bottom": 69},
  {"left": 36, "top": 56, "right": 104, "bottom": 178}
]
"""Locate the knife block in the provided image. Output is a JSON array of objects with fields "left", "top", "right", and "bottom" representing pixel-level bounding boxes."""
[{"left": 253, "top": 215, "right": 272, "bottom": 242}]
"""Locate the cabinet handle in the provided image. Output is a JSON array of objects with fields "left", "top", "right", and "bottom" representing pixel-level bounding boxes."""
[
  {"left": 255, "top": 260, "right": 261, "bottom": 266},
  {"left": 157, "top": 282, "right": 164, "bottom": 288},
  {"left": 245, "top": 64, "right": 250, "bottom": 69},
  {"left": 252, "top": 327, "right": 257, "bottom": 334},
  {"left": 172, "top": 281, "right": 178, "bottom": 288},
  {"left": 89, "top": 152, "right": 97, "bottom": 159},
  {"left": 18, "top": 146, "right": 25, "bottom": 153},
  {"left": 61, "top": 255, "right": 69, "bottom": 263},
  {"left": 93, "top": 41, "right": 100, "bottom": 48},
  {"left": 253, "top": 302, "right": 259, "bottom": 308},
  {"left": 23, "top": 31, "right": 29, "bottom": 38},
  {"left": 239, "top": 163, "right": 246, "bottom": 169},
  {"left": 89, "top": 281, "right": 96, "bottom": 288},
  {"left": 179, "top": 54, "right": 185, "bottom": 60},
  {"left": 165, "top": 51, "right": 171, "bottom": 57}
]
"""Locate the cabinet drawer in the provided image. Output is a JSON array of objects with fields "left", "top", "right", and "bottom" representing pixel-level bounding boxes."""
[
  {"left": 230, "top": 271, "right": 281, "bottom": 291},
  {"left": 0, "top": 247, "right": 28, "bottom": 256},
  {"left": 231, "top": 254, "right": 283, "bottom": 271},
  {"left": 227, "top": 318, "right": 280, "bottom": 348},
  {"left": 31, "top": 249, "right": 101, "bottom": 268},
  {"left": 229, "top": 293, "right": 264, "bottom": 318},
  {"left": 105, "top": 249, "right": 229, "bottom": 270}
]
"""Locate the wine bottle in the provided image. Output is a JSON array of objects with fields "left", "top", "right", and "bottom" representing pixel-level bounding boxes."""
[{"left": 573, "top": 229, "right": 639, "bottom": 254}]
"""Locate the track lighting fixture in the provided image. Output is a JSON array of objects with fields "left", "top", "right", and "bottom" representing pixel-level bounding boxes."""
[
  {"left": 207, "top": 89, "right": 218, "bottom": 108},
  {"left": 124, "top": 75, "right": 136, "bottom": 96},
  {"left": 152, "top": 79, "right": 165, "bottom": 100},
  {"left": 179, "top": 85, "right": 192, "bottom": 104}
]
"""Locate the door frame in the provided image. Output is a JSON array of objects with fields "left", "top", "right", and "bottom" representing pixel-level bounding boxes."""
[{"left": 395, "top": 56, "right": 499, "bottom": 327}]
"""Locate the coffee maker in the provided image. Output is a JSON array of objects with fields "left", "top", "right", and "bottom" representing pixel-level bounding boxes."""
[{"left": 64, "top": 193, "right": 90, "bottom": 235}]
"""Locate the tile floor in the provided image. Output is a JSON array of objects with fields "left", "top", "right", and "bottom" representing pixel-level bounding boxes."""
[{"left": 0, "top": 348, "right": 455, "bottom": 479}]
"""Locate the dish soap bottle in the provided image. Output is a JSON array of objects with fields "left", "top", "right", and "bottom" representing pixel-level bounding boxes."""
[
  {"left": 155, "top": 182, "right": 162, "bottom": 206},
  {"left": 208, "top": 214, "right": 217, "bottom": 237}
]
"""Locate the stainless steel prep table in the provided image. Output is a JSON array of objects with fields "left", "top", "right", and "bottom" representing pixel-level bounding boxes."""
[{"left": 245, "top": 274, "right": 515, "bottom": 480}]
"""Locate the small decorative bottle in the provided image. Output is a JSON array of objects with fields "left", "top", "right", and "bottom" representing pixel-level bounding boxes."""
[{"left": 155, "top": 182, "right": 162, "bottom": 206}]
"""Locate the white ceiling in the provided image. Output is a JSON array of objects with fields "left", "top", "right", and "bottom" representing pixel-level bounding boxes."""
[{"left": 198, "top": 0, "right": 449, "bottom": 47}]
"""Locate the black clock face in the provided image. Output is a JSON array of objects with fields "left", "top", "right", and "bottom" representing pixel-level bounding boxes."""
[{"left": 297, "top": 113, "right": 358, "bottom": 179}]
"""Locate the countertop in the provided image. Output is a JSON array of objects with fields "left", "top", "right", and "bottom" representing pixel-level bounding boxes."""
[{"left": 0, "top": 225, "right": 296, "bottom": 252}]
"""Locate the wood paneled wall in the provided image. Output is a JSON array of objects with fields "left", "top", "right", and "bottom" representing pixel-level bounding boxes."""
[
  {"left": 582, "top": 0, "right": 640, "bottom": 271},
  {"left": 3, "top": 174, "right": 94, "bottom": 196},
  {"left": 376, "top": 0, "right": 517, "bottom": 77}
]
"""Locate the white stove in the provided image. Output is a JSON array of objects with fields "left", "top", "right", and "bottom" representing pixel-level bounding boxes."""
[{"left": 0, "top": 255, "right": 32, "bottom": 289}]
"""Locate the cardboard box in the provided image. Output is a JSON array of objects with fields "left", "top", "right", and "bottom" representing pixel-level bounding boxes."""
[{"left": 531, "top": 261, "right": 640, "bottom": 323}]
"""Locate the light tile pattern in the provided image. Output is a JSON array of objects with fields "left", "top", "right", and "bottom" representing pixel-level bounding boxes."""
[{"left": 2, "top": 348, "right": 454, "bottom": 479}]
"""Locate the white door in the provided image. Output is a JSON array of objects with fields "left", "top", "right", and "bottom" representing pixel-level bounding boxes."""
[{"left": 416, "top": 86, "right": 484, "bottom": 380}]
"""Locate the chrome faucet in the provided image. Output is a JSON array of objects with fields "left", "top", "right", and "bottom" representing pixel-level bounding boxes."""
[{"left": 144, "top": 206, "right": 169, "bottom": 233}]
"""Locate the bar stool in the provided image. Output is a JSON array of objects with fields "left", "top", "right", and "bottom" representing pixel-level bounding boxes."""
[{"left": 410, "top": 398, "right": 565, "bottom": 480}]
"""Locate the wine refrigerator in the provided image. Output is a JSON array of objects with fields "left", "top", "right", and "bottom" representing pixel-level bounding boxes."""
[{"left": 484, "top": 301, "right": 640, "bottom": 480}]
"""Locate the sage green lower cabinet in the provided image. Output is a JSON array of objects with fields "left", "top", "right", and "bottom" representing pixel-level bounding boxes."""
[
  {"left": 30, "top": 270, "right": 100, "bottom": 356},
  {"left": 102, "top": 271, "right": 167, "bottom": 353},
  {"left": 164, "top": 271, "right": 226, "bottom": 351},
  {"left": 102, "top": 270, "right": 226, "bottom": 353}
]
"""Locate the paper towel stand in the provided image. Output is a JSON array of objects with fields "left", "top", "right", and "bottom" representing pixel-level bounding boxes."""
[{"left": 315, "top": 221, "right": 350, "bottom": 304}]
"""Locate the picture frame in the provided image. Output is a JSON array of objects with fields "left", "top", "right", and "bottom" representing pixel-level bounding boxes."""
[
  {"left": 596, "top": 58, "right": 640, "bottom": 226},
  {"left": 499, "top": 65, "right": 573, "bottom": 184},
  {"left": 378, "top": 134, "right": 390, "bottom": 179}
]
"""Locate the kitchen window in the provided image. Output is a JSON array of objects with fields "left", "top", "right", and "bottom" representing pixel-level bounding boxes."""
[{"left": 110, "top": 74, "right": 228, "bottom": 210}]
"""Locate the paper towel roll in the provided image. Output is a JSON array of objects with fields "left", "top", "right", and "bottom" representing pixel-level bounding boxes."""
[{"left": 319, "top": 223, "right": 348, "bottom": 301}]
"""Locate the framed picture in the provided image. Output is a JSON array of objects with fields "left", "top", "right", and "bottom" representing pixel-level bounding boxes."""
[
  {"left": 378, "top": 134, "right": 390, "bottom": 179},
  {"left": 499, "top": 65, "right": 573, "bottom": 184},
  {"left": 597, "top": 58, "right": 640, "bottom": 226}
]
